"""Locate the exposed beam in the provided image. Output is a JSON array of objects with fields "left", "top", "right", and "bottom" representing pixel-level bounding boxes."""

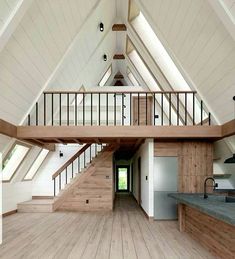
[
  {"left": 0, "top": 0, "right": 33, "bottom": 53},
  {"left": 222, "top": 119, "right": 235, "bottom": 138},
  {"left": 0, "top": 119, "right": 17, "bottom": 138},
  {"left": 17, "top": 126, "right": 222, "bottom": 140},
  {"left": 113, "top": 54, "right": 125, "bottom": 60},
  {"left": 114, "top": 72, "right": 124, "bottom": 79},
  {"left": 112, "top": 24, "right": 127, "bottom": 31}
]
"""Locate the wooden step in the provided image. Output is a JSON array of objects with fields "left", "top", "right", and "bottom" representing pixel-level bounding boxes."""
[{"left": 17, "top": 199, "right": 54, "bottom": 213}]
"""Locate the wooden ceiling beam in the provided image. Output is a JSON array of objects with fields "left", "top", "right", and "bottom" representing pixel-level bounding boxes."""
[
  {"left": 17, "top": 125, "right": 222, "bottom": 140},
  {"left": 222, "top": 119, "right": 235, "bottom": 138},
  {"left": 113, "top": 54, "right": 125, "bottom": 60},
  {"left": 0, "top": 119, "right": 17, "bottom": 138},
  {"left": 112, "top": 24, "right": 127, "bottom": 31},
  {"left": 23, "top": 139, "right": 55, "bottom": 151}
]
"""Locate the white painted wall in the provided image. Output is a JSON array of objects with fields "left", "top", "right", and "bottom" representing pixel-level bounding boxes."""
[
  {"left": 32, "top": 144, "right": 83, "bottom": 196},
  {"left": 2, "top": 145, "right": 41, "bottom": 213},
  {"left": 132, "top": 138, "right": 154, "bottom": 216}
]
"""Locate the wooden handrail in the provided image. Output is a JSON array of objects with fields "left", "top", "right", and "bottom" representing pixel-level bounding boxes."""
[
  {"left": 43, "top": 90, "right": 197, "bottom": 94},
  {"left": 52, "top": 144, "right": 91, "bottom": 179}
]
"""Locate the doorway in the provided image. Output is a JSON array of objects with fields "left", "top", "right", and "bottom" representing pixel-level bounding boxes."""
[{"left": 116, "top": 166, "right": 130, "bottom": 192}]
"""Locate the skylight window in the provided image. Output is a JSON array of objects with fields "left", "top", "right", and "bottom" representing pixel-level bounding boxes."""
[
  {"left": 2, "top": 143, "right": 30, "bottom": 182},
  {"left": 99, "top": 65, "right": 112, "bottom": 86},
  {"left": 127, "top": 68, "right": 140, "bottom": 86},
  {"left": 23, "top": 149, "right": 49, "bottom": 181}
]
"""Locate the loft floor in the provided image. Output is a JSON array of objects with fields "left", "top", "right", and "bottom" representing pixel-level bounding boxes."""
[{"left": 1, "top": 194, "right": 214, "bottom": 259}]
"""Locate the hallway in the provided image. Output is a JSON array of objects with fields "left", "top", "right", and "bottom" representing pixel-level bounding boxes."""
[{"left": 0, "top": 194, "right": 214, "bottom": 259}]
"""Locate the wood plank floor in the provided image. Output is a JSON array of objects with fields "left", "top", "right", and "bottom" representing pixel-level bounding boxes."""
[{"left": 1, "top": 194, "right": 215, "bottom": 259}]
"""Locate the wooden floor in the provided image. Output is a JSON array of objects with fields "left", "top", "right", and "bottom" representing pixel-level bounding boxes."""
[{"left": 1, "top": 194, "right": 215, "bottom": 259}]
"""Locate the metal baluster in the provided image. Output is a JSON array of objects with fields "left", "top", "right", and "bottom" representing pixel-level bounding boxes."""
[
  {"left": 53, "top": 178, "right": 56, "bottom": 196},
  {"left": 72, "top": 162, "right": 74, "bottom": 178},
  {"left": 65, "top": 167, "right": 67, "bottom": 184},
  {"left": 95, "top": 143, "right": 97, "bottom": 156},
  {"left": 193, "top": 93, "right": 195, "bottom": 125},
  {"left": 138, "top": 93, "right": 140, "bottom": 125},
  {"left": 177, "top": 93, "right": 179, "bottom": 126},
  {"left": 90, "top": 145, "right": 92, "bottom": 162},
  {"left": 84, "top": 151, "right": 86, "bottom": 168},
  {"left": 75, "top": 93, "right": 77, "bottom": 126},
  {"left": 59, "top": 173, "right": 61, "bottom": 190},
  {"left": 169, "top": 93, "right": 171, "bottom": 125},
  {"left": 130, "top": 93, "right": 132, "bottom": 126},
  {"left": 114, "top": 93, "right": 116, "bottom": 126},
  {"left": 98, "top": 93, "right": 100, "bottom": 125},
  {"left": 161, "top": 93, "right": 163, "bottom": 125},
  {"left": 36, "top": 102, "right": 38, "bottom": 126},
  {"left": 44, "top": 93, "right": 46, "bottom": 126},
  {"left": 201, "top": 100, "right": 203, "bottom": 125},
  {"left": 122, "top": 93, "right": 124, "bottom": 125},
  {"left": 78, "top": 157, "right": 80, "bottom": 173},
  {"left": 153, "top": 93, "right": 155, "bottom": 126},
  {"left": 91, "top": 93, "right": 93, "bottom": 126},
  {"left": 67, "top": 93, "right": 69, "bottom": 126},
  {"left": 106, "top": 93, "right": 108, "bottom": 126},
  {"left": 209, "top": 113, "right": 211, "bottom": 125},
  {"left": 59, "top": 93, "right": 62, "bottom": 126},
  {"left": 146, "top": 93, "right": 148, "bottom": 125},
  {"left": 28, "top": 114, "right": 30, "bottom": 126},
  {"left": 83, "top": 93, "right": 85, "bottom": 126},
  {"left": 51, "top": 94, "right": 54, "bottom": 126},
  {"left": 185, "top": 93, "right": 187, "bottom": 125}
]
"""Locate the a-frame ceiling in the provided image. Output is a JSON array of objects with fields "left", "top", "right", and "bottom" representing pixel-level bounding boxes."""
[{"left": 0, "top": 0, "right": 235, "bottom": 155}]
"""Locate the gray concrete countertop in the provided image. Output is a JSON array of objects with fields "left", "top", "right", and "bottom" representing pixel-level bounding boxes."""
[{"left": 168, "top": 193, "right": 235, "bottom": 226}]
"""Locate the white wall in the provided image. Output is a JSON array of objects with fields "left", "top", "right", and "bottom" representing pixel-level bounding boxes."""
[
  {"left": 132, "top": 138, "right": 154, "bottom": 216},
  {"left": 2, "top": 145, "right": 41, "bottom": 213},
  {"left": 32, "top": 144, "right": 83, "bottom": 196}
]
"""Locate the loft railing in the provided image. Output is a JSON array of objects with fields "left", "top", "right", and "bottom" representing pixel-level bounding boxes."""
[
  {"left": 52, "top": 143, "right": 104, "bottom": 196},
  {"left": 26, "top": 91, "right": 211, "bottom": 126}
]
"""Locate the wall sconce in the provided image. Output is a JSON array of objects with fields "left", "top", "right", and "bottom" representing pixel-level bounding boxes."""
[
  {"left": 99, "top": 22, "right": 104, "bottom": 32},
  {"left": 103, "top": 54, "right": 107, "bottom": 61},
  {"left": 59, "top": 151, "right": 63, "bottom": 158}
]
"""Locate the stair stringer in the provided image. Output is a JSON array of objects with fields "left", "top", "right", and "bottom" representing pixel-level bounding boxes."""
[{"left": 53, "top": 148, "right": 115, "bottom": 212}]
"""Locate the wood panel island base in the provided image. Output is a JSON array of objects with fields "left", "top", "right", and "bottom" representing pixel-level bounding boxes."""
[{"left": 178, "top": 204, "right": 235, "bottom": 259}]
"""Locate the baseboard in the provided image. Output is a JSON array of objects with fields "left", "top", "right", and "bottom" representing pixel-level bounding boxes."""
[
  {"left": 32, "top": 196, "right": 54, "bottom": 200},
  {"left": 132, "top": 195, "right": 153, "bottom": 221},
  {"left": 2, "top": 209, "right": 17, "bottom": 217}
]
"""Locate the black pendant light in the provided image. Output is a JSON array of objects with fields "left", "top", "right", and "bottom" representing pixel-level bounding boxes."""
[
  {"left": 224, "top": 96, "right": 235, "bottom": 163},
  {"left": 99, "top": 23, "right": 104, "bottom": 32}
]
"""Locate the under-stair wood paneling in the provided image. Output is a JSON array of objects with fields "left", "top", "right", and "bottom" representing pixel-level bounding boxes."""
[
  {"left": 179, "top": 141, "right": 213, "bottom": 193},
  {"left": 154, "top": 141, "right": 213, "bottom": 193},
  {"left": 183, "top": 205, "right": 235, "bottom": 259},
  {"left": 54, "top": 147, "right": 115, "bottom": 212},
  {"left": 133, "top": 96, "right": 152, "bottom": 125}
]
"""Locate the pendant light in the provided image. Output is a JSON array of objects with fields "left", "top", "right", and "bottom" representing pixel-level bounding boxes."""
[{"left": 224, "top": 96, "right": 235, "bottom": 163}]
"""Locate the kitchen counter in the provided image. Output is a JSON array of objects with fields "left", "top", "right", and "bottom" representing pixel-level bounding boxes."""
[
  {"left": 168, "top": 193, "right": 235, "bottom": 226},
  {"left": 168, "top": 193, "right": 235, "bottom": 258}
]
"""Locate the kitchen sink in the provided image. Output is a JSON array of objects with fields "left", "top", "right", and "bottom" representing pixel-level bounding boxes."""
[{"left": 225, "top": 196, "right": 235, "bottom": 203}]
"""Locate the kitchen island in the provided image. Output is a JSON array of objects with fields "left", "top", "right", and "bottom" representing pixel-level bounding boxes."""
[{"left": 169, "top": 193, "right": 235, "bottom": 259}]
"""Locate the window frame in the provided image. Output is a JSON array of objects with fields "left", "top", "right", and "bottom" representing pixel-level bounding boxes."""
[
  {"left": 2, "top": 141, "right": 31, "bottom": 183},
  {"left": 98, "top": 65, "right": 112, "bottom": 87}
]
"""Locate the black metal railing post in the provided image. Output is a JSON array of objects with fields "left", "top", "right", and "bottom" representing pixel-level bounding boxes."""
[
  {"left": 51, "top": 94, "right": 54, "bottom": 126},
  {"left": 36, "top": 102, "right": 38, "bottom": 126},
  {"left": 161, "top": 93, "right": 163, "bottom": 125},
  {"left": 67, "top": 93, "right": 69, "bottom": 126},
  {"left": 59, "top": 93, "right": 62, "bottom": 126},
  {"left": 75, "top": 93, "right": 77, "bottom": 126},
  {"left": 185, "top": 93, "right": 187, "bottom": 125},
  {"left": 53, "top": 178, "right": 56, "bottom": 196},
  {"left": 44, "top": 93, "right": 46, "bottom": 126},
  {"left": 201, "top": 100, "right": 203, "bottom": 125}
]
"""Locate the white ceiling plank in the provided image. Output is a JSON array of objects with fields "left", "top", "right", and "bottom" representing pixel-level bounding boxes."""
[{"left": 0, "top": 0, "right": 33, "bottom": 53}]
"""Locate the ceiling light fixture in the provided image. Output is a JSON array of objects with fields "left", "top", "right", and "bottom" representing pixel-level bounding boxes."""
[
  {"left": 224, "top": 96, "right": 235, "bottom": 163},
  {"left": 103, "top": 54, "right": 107, "bottom": 61},
  {"left": 99, "top": 22, "right": 104, "bottom": 32}
]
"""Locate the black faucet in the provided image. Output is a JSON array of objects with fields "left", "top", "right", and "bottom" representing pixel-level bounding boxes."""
[{"left": 204, "top": 177, "right": 218, "bottom": 199}]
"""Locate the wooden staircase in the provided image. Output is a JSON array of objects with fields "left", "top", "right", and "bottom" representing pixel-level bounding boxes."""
[{"left": 17, "top": 144, "right": 115, "bottom": 213}]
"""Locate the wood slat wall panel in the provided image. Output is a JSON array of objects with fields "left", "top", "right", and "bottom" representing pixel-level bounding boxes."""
[
  {"left": 184, "top": 206, "right": 235, "bottom": 259},
  {"left": 154, "top": 141, "right": 213, "bottom": 192}
]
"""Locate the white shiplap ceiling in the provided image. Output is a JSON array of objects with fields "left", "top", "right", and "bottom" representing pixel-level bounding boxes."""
[{"left": 0, "top": 0, "right": 235, "bottom": 152}]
